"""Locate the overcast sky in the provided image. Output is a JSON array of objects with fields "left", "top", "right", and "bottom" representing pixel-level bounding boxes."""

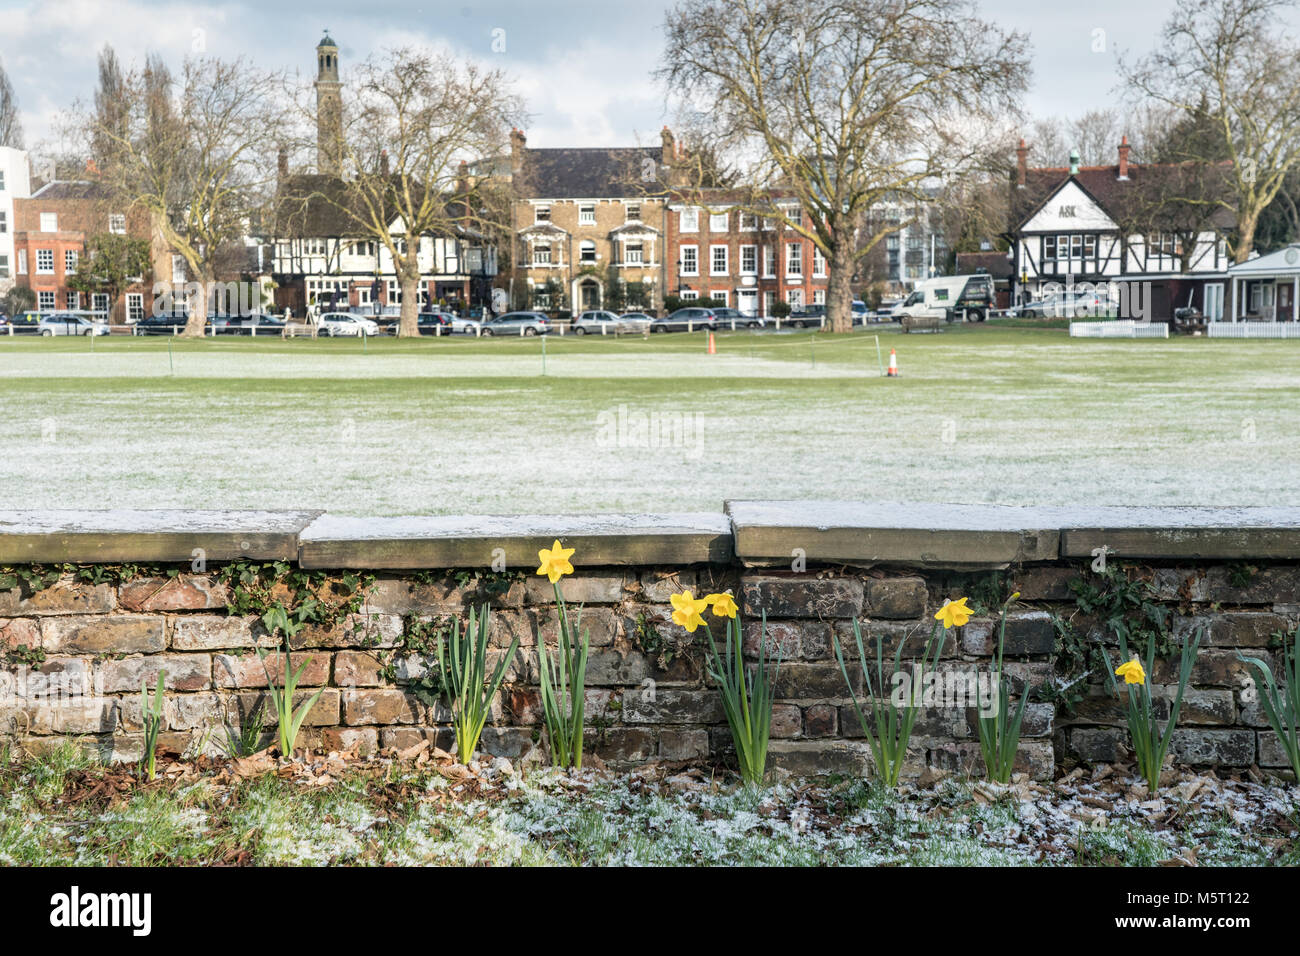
[{"left": 0, "top": 0, "right": 1287, "bottom": 155}]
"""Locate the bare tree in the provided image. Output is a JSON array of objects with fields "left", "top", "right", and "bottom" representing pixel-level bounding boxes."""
[
  {"left": 1123, "top": 0, "right": 1300, "bottom": 261},
  {"left": 84, "top": 55, "right": 285, "bottom": 335},
  {"left": 0, "top": 56, "right": 23, "bottom": 148},
  {"left": 660, "top": 0, "right": 1029, "bottom": 332},
  {"left": 308, "top": 48, "right": 522, "bottom": 338},
  {"left": 92, "top": 46, "right": 128, "bottom": 170}
]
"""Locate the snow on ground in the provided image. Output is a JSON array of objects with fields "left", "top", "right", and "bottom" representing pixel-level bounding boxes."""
[{"left": 0, "top": 331, "right": 1297, "bottom": 515}]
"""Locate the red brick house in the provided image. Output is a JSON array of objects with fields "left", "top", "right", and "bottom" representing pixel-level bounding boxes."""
[
  {"left": 12, "top": 181, "right": 162, "bottom": 322},
  {"left": 664, "top": 189, "right": 830, "bottom": 317}
]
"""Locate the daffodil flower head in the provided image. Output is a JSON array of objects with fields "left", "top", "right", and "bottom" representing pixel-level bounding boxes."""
[
  {"left": 934, "top": 596, "right": 972, "bottom": 630},
  {"left": 706, "top": 591, "right": 738, "bottom": 618},
  {"left": 670, "top": 590, "right": 710, "bottom": 633},
  {"left": 1115, "top": 657, "right": 1146, "bottom": 686},
  {"left": 536, "top": 539, "right": 575, "bottom": 584}
]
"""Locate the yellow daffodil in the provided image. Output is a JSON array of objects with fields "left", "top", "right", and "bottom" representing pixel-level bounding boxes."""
[
  {"left": 670, "top": 590, "right": 710, "bottom": 633},
  {"left": 536, "top": 539, "right": 575, "bottom": 583},
  {"left": 706, "top": 592, "right": 739, "bottom": 618},
  {"left": 934, "top": 596, "right": 972, "bottom": 630},
  {"left": 1115, "top": 657, "right": 1146, "bottom": 686}
]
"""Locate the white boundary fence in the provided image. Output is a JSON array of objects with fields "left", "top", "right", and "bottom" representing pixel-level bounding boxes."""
[
  {"left": 1207, "top": 322, "right": 1300, "bottom": 339},
  {"left": 1069, "top": 321, "right": 1169, "bottom": 339}
]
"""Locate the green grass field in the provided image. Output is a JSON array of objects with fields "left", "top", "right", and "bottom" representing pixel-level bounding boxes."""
[{"left": 0, "top": 323, "right": 1296, "bottom": 515}]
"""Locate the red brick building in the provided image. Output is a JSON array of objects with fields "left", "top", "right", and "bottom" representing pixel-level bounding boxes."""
[
  {"left": 12, "top": 182, "right": 162, "bottom": 322},
  {"left": 664, "top": 189, "right": 830, "bottom": 317}
]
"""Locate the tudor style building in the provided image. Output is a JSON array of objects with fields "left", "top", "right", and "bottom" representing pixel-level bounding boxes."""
[
  {"left": 268, "top": 35, "right": 498, "bottom": 316},
  {"left": 1010, "top": 137, "right": 1235, "bottom": 320}
]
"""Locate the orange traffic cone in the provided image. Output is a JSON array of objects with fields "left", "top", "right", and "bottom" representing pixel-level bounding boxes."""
[
  {"left": 707, "top": 331, "right": 717, "bottom": 355},
  {"left": 887, "top": 348, "right": 898, "bottom": 377}
]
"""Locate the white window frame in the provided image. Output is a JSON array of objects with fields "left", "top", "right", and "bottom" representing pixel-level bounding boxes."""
[
  {"left": 0, "top": 210, "right": 6, "bottom": 233},
  {"left": 36, "top": 248, "right": 54, "bottom": 275},
  {"left": 787, "top": 289, "right": 804, "bottom": 309},
  {"left": 786, "top": 242, "right": 803, "bottom": 277},
  {"left": 740, "top": 245, "right": 757, "bottom": 275},
  {"left": 92, "top": 293, "right": 109, "bottom": 314},
  {"left": 126, "top": 293, "right": 145, "bottom": 322},
  {"left": 579, "top": 204, "right": 596, "bottom": 225},
  {"left": 710, "top": 211, "right": 729, "bottom": 233},
  {"left": 711, "top": 290, "right": 729, "bottom": 306},
  {"left": 625, "top": 203, "right": 641, "bottom": 222},
  {"left": 38, "top": 291, "right": 56, "bottom": 310},
  {"left": 813, "top": 248, "right": 826, "bottom": 277},
  {"left": 739, "top": 212, "right": 758, "bottom": 231},
  {"left": 680, "top": 289, "right": 699, "bottom": 301},
  {"left": 0, "top": 254, "right": 8, "bottom": 278},
  {"left": 813, "top": 289, "right": 826, "bottom": 306},
  {"left": 64, "top": 249, "right": 78, "bottom": 275},
  {"left": 533, "top": 243, "right": 552, "bottom": 266},
  {"left": 624, "top": 242, "right": 644, "bottom": 265},
  {"left": 17, "top": 249, "right": 26, "bottom": 274},
  {"left": 66, "top": 290, "right": 80, "bottom": 310},
  {"left": 710, "top": 244, "right": 729, "bottom": 276},
  {"left": 763, "top": 246, "right": 776, "bottom": 278},
  {"left": 680, "top": 244, "right": 699, "bottom": 276},
  {"left": 579, "top": 240, "right": 597, "bottom": 263},
  {"left": 39, "top": 212, "right": 58, "bottom": 233},
  {"left": 534, "top": 205, "right": 551, "bottom": 224},
  {"left": 108, "top": 214, "right": 126, "bottom": 235},
  {"left": 680, "top": 207, "right": 699, "bottom": 233}
]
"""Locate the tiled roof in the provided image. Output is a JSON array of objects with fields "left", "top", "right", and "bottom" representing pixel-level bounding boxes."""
[
  {"left": 1012, "top": 162, "right": 1236, "bottom": 232},
  {"left": 516, "top": 147, "right": 663, "bottom": 199},
  {"left": 956, "top": 251, "right": 1013, "bottom": 278}
]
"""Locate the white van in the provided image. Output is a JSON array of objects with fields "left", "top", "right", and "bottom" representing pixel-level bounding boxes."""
[{"left": 892, "top": 274, "right": 995, "bottom": 323}]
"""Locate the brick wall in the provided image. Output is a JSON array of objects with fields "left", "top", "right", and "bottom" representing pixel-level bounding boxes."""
[{"left": 3, "top": 537, "right": 1295, "bottom": 779}]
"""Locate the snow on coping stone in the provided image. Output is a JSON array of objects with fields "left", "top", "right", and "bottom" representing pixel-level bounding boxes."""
[
  {"left": 724, "top": 501, "right": 1300, "bottom": 566},
  {"left": 0, "top": 510, "right": 321, "bottom": 564},
  {"left": 298, "top": 512, "right": 734, "bottom": 568}
]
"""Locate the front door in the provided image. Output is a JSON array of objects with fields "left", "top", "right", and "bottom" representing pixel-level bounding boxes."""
[
  {"left": 1279, "top": 282, "right": 1292, "bottom": 322},
  {"left": 580, "top": 280, "right": 600, "bottom": 310},
  {"left": 737, "top": 289, "right": 758, "bottom": 317}
]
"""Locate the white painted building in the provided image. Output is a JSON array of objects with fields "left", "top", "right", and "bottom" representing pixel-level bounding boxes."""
[
  {"left": 0, "top": 147, "right": 32, "bottom": 296},
  {"left": 1225, "top": 245, "right": 1300, "bottom": 322}
]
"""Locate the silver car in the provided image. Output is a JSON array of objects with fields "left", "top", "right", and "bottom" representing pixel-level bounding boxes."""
[
  {"left": 38, "top": 313, "right": 110, "bottom": 336},
  {"left": 572, "top": 310, "right": 649, "bottom": 335},
  {"left": 318, "top": 312, "right": 380, "bottom": 337},
  {"left": 479, "top": 311, "right": 551, "bottom": 336}
]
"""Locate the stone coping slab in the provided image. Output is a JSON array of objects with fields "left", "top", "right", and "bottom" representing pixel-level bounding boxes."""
[
  {"left": 0, "top": 510, "right": 321, "bottom": 564},
  {"left": 298, "top": 513, "right": 734, "bottom": 569},
  {"left": 725, "top": 501, "right": 1300, "bottom": 566},
  {"left": 725, "top": 501, "right": 1062, "bottom": 568}
]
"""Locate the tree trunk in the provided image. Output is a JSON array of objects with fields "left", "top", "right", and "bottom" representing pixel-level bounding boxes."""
[
  {"left": 1234, "top": 209, "right": 1259, "bottom": 264},
  {"left": 826, "top": 234, "right": 855, "bottom": 334},
  {"left": 397, "top": 257, "right": 420, "bottom": 338},
  {"left": 181, "top": 267, "right": 210, "bottom": 337}
]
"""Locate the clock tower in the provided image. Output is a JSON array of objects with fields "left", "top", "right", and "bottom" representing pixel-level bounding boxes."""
[{"left": 314, "top": 32, "right": 343, "bottom": 176}]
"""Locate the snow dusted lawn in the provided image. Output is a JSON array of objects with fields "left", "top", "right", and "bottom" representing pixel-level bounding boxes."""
[{"left": 0, "top": 326, "right": 1297, "bottom": 515}]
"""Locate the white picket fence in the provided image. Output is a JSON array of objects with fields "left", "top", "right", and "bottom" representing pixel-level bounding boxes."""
[
  {"left": 1069, "top": 321, "right": 1169, "bottom": 339},
  {"left": 1207, "top": 322, "right": 1300, "bottom": 339}
]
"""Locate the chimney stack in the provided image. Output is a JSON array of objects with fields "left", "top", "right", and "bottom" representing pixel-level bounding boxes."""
[
  {"left": 277, "top": 147, "right": 288, "bottom": 179},
  {"left": 1015, "top": 139, "right": 1028, "bottom": 188},
  {"left": 661, "top": 126, "right": 676, "bottom": 166},
  {"left": 1117, "top": 135, "right": 1131, "bottom": 180}
]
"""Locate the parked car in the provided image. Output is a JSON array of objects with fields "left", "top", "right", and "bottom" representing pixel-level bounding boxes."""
[
  {"left": 38, "top": 312, "right": 109, "bottom": 336},
  {"left": 572, "top": 310, "right": 651, "bottom": 335},
  {"left": 318, "top": 312, "right": 380, "bottom": 337},
  {"left": 450, "top": 314, "right": 483, "bottom": 334},
  {"left": 0, "top": 311, "right": 42, "bottom": 334},
  {"left": 415, "top": 312, "right": 455, "bottom": 335},
  {"left": 479, "top": 312, "right": 551, "bottom": 336},
  {"left": 650, "top": 307, "right": 718, "bottom": 333},
  {"left": 1012, "top": 291, "right": 1114, "bottom": 319},
  {"left": 708, "top": 307, "right": 766, "bottom": 330},
  {"left": 234, "top": 313, "right": 286, "bottom": 335},
  {"left": 132, "top": 313, "right": 190, "bottom": 335},
  {"left": 785, "top": 306, "right": 826, "bottom": 329}
]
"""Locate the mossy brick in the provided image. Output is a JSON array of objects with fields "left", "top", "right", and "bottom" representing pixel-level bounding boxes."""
[
  {"left": 1207, "top": 612, "right": 1289, "bottom": 647},
  {"left": 289, "top": 613, "right": 402, "bottom": 649},
  {"left": 342, "top": 689, "right": 420, "bottom": 725},
  {"left": 928, "top": 740, "right": 1054, "bottom": 780},
  {"left": 585, "top": 648, "right": 698, "bottom": 685},
  {"left": 1010, "top": 566, "right": 1079, "bottom": 601},
  {"left": 364, "top": 577, "right": 461, "bottom": 614},
  {"left": 231, "top": 689, "right": 339, "bottom": 727},
  {"left": 1204, "top": 566, "right": 1300, "bottom": 605},
  {"left": 1151, "top": 687, "right": 1235, "bottom": 725},
  {"left": 98, "top": 653, "right": 211, "bottom": 693},
  {"left": 659, "top": 729, "right": 709, "bottom": 761},
  {"left": 525, "top": 573, "right": 632, "bottom": 605},
  {"left": 802, "top": 704, "right": 837, "bottom": 737},
  {"left": 638, "top": 571, "right": 696, "bottom": 603},
  {"left": 958, "top": 611, "right": 1055, "bottom": 655},
  {"left": 743, "top": 619, "right": 801, "bottom": 659},
  {"left": 740, "top": 575, "right": 864, "bottom": 619},
  {"left": 621, "top": 689, "right": 723, "bottom": 724},
  {"left": 534, "top": 606, "right": 615, "bottom": 648},
  {"left": 0, "top": 581, "right": 115, "bottom": 616},
  {"left": 118, "top": 576, "right": 229, "bottom": 612},
  {"left": 333, "top": 650, "right": 386, "bottom": 687},
  {"left": 864, "top": 577, "right": 928, "bottom": 619},
  {"left": 772, "top": 662, "right": 858, "bottom": 700},
  {"left": 214, "top": 651, "right": 329, "bottom": 689},
  {"left": 586, "top": 727, "right": 655, "bottom": 764},
  {"left": 1168, "top": 729, "right": 1255, "bottom": 766},
  {"left": 41, "top": 615, "right": 165, "bottom": 654},
  {"left": 1068, "top": 727, "right": 1125, "bottom": 762},
  {"left": 766, "top": 740, "right": 872, "bottom": 776}
]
